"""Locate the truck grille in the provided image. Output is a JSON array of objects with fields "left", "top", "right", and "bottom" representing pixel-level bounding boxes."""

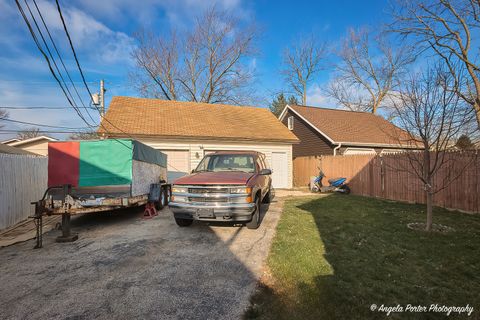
[
  {"left": 188, "top": 197, "right": 229, "bottom": 203},
  {"left": 188, "top": 187, "right": 230, "bottom": 194}
]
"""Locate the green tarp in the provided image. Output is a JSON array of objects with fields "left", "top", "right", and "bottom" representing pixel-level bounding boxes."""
[
  {"left": 79, "top": 139, "right": 133, "bottom": 187},
  {"left": 71, "top": 139, "right": 167, "bottom": 187},
  {"left": 132, "top": 140, "right": 167, "bottom": 168}
]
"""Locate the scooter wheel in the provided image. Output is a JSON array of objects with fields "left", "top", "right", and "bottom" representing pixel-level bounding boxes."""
[{"left": 340, "top": 185, "right": 351, "bottom": 195}]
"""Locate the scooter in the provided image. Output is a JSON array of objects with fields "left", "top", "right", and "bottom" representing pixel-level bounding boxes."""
[{"left": 310, "top": 170, "right": 351, "bottom": 194}]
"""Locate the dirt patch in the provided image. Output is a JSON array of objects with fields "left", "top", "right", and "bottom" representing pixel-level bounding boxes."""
[{"left": 0, "top": 200, "right": 284, "bottom": 320}]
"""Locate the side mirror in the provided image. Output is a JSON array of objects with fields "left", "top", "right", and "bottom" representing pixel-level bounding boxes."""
[
  {"left": 259, "top": 169, "right": 272, "bottom": 175},
  {"left": 191, "top": 170, "right": 196, "bottom": 174}
]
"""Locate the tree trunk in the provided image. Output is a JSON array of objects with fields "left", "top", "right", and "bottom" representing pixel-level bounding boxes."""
[
  {"left": 425, "top": 191, "right": 433, "bottom": 231},
  {"left": 423, "top": 148, "right": 433, "bottom": 232},
  {"left": 302, "top": 83, "right": 307, "bottom": 106},
  {"left": 475, "top": 100, "right": 480, "bottom": 130}
]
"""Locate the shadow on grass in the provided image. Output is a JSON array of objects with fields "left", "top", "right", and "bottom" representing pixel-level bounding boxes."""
[{"left": 246, "top": 195, "right": 480, "bottom": 320}]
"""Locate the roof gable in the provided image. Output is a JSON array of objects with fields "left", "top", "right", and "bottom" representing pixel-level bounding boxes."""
[
  {"left": 98, "top": 96, "right": 298, "bottom": 143},
  {"left": 284, "top": 105, "right": 415, "bottom": 147},
  {"left": 9, "top": 136, "right": 57, "bottom": 147}
]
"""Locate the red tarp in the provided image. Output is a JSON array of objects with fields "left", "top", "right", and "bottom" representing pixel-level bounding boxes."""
[{"left": 48, "top": 142, "right": 80, "bottom": 187}]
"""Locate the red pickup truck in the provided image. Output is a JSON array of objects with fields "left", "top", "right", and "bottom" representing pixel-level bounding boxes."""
[{"left": 169, "top": 151, "right": 273, "bottom": 229}]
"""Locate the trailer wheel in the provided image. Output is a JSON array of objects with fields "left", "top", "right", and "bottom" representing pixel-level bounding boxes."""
[
  {"left": 163, "top": 186, "right": 170, "bottom": 205},
  {"left": 155, "top": 188, "right": 166, "bottom": 210}
]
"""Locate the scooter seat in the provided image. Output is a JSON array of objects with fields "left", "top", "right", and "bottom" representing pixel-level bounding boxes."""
[{"left": 328, "top": 177, "right": 343, "bottom": 184}]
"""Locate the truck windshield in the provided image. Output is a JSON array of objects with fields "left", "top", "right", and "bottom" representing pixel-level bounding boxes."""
[{"left": 194, "top": 154, "right": 255, "bottom": 173}]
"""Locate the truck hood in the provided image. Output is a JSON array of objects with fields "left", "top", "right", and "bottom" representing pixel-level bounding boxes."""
[{"left": 174, "top": 171, "right": 254, "bottom": 185}]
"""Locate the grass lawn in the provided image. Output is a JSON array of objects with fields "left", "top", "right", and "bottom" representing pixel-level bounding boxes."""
[{"left": 246, "top": 195, "right": 480, "bottom": 320}]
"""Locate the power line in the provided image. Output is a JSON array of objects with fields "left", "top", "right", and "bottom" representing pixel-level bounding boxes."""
[
  {"left": 0, "top": 129, "right": 91, "bottom": 134},
  {"left": 14, "top": 0, "right": 96, "bottom": 129},
  {"left": 1, "top": 117, "right": 95, "bottom": 129},
  {"left": 1, "top": 106, "right": 96, "bottom": 110},
  {"left": 54, "top": 0, "right": 134, "bottom": 141},
  {"left": 30, "top": 0, "right": 97, "bottom": 124},
  {"left": 16, "top": 0, "right": 133, "bottom": 150}
]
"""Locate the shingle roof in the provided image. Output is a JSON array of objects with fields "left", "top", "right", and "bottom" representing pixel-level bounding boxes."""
[
  {"left": 287, "top": 105, "right": 416, "bottom": 147},
  {"left": 99, "top": 96, "right": 299, "bottom": 143}
]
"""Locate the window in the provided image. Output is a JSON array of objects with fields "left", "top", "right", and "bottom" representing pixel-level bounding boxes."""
[
  {"left": 194, "top": 154, "right": 255, "bottom": 173},
  {"left": 287, "top": 116, "right": 294, "bottom": 130}
]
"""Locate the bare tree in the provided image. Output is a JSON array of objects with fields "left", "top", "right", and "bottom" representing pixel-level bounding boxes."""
[
  {"left": 131, "top": 8, "right": 257, "bottom": 105},
  {"left": 391, "top": 64, "right": 474, "bottom": 231},
  {"left": 17, "top": 127, "right": 40, "bottom": 140},
  {"left": 69, "top": 131, "right": 99, "bottom": 140},
  {"left": 326, "top": 28, "right": 413, "bottom": 114},
  {"left": 0, "top": 109, "right": 8, "bottom": 129},
  {"left": 391, "top": 0, "right": 480, "bottom": 129},
  {"left": 282, "top": 36, "right": 327, "bottom": 105}
]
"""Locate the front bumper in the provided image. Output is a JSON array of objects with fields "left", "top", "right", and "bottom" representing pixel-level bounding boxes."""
[{"left": 169, "top": 202, "right": 255, "bottom": 222}]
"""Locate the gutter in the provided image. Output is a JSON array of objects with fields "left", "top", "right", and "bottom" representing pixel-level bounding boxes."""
[{"left": 333, "top": 143, "right": 342, "bottom": 156}]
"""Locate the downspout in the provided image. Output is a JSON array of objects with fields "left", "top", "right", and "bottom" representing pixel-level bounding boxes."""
[{"left": 333, "top": 143, "right": 342, "bottom": 156}]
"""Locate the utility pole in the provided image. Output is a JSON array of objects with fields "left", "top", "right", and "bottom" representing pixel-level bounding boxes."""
[{"left": 100, "top": 79, "right": 105, "bottom": 118}]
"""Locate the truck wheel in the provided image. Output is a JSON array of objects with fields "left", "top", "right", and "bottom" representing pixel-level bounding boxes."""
[
  {"left": 246, "top": 196, "right": 261, "bottom": 229},
  {"left": 175, "top": 218, "right": 193, "bottom": 227},
  {"left": 155, "top": 188, "right": 166, "bottom": 210},
  {"left": 262, "top": 187, "right": 272, "bottom": 204}
]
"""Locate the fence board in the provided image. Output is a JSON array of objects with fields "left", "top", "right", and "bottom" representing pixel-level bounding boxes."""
[
  {"left": 293, "top": 151, "right": 479, "bottom": 213},
  {"left": 0, "top": 154, "right": 47, "bottom": 230}
]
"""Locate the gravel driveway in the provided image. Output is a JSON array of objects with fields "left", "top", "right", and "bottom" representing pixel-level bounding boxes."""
[{"left": 0, "top": 199, "right": 284, "bottom": 320}]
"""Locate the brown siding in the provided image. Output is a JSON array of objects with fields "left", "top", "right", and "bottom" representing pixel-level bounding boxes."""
[{"left": 282, "top": 110, "right": 334, "bottom": 157}]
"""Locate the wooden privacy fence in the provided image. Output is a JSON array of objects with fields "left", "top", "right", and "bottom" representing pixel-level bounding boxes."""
[
  {"left": 0, "top": 154, "right": 48, "bottom": 230},
  {"left": 293, "top": 151, "right": 480, "bottom": 213}
]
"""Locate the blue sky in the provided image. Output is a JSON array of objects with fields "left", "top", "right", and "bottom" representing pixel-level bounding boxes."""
[{"left": 0, "top": 0, "right": 391, "bottom": 139}]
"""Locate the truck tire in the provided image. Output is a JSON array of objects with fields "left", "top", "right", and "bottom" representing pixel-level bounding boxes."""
[
  {"left": 262, "top": 187, "right": 272, "bottom": 204},
  {"left": 155, "top": 188, "right": 166, "bottom": 210},
  {"left": 246, "top": 196, "right": 261, "bottom": 229},
  {"left": 175, "top": 218, "right": 193, "bottom": 227}
]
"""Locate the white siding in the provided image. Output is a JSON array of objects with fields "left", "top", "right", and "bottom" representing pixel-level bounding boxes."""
[
  {"left": 0, "top": 154, "right": 47, "bottom": 230},
  {"left": 136, "top": 138, "right": 293, "bottom": 188}
]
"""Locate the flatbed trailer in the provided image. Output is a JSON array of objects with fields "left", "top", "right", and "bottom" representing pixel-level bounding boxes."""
[{"left": 31, "top": 139, "right": 170, "bottom": 248}]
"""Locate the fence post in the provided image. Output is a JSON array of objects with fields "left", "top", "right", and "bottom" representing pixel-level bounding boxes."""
[{"left": 380, "top": 155, "right": 385, "bottom": 198}]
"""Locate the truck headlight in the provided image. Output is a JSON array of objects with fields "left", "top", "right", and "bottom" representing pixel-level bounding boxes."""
[
  {"left": 172, "top": 186, "right": 188, "bottom": 194},
  {"left": 230, "top": 187, "right": 251, "bottom": 194},
  {"left": 172, "top": 196, "right": 187, "bottom": 202}
]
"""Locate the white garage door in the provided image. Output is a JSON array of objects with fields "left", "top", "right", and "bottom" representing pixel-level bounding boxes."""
[
  {"left": 161, "top": 150, "right": 190, "bottom": 183},
  {"left": 271, "top": 152, "right": 288, "bottom": 189}
]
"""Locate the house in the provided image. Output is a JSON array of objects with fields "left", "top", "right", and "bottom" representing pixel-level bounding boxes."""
[
  {"left": 279, "top": 104, "right": 417, "bottom": 157},
  {"left": 1, "top": 138, "right": 21, "bottom": 145},
  {"left": 98, "top": 96, "right": 299, "bottom": 188},
  {"left": 0, "top": 143, "right": 39, "bottom": 156},
  {"left": 5, "top": 136, "right": 57, "bottom": 156}
]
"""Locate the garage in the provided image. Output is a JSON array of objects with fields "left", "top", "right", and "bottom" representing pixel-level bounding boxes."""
[
  {"left": 160, "top": 150, "right": 190, "bottom": 182},
  {"left": 100, "top": 96, "right": 298, "bottom": 188},
  {"left": 271, "top": 152, "right": 288, "bottom": 188}
]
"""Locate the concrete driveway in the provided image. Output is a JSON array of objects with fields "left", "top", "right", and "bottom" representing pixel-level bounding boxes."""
[{"left": 0, "top": 198, "right": 284, "bottom": 320}]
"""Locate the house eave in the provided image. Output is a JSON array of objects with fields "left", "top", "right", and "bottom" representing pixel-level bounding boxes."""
[
  {"left": 338, "top": 141, "right": 421, "bottom": 149},
  {"left": 102, "top": 132, "right": 299, "bottom": 144}
]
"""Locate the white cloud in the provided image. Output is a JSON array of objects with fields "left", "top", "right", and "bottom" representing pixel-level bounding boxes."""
[
  {"left": 306, "top": 83, "right": 328, "bottom": 106},
  {"left": 33, "top": 0, "right": 136, "bottom": 64},
  {"left": 0, "top": 0, "right": 251, "bottom": 139},
  {"left": 75, "top": 0, "right": 248, "bottom": 27}
]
